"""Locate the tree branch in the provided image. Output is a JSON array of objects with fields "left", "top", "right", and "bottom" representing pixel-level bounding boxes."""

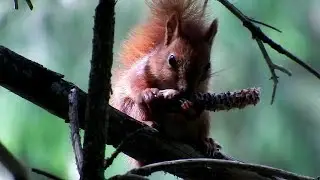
[
  {"left": 13, "top": 0, "right": 18, "bottom": 9},
  {"left": 104, "top": 128, "right": 148, "bottom": 170},
  {"left": 256, "top": 40, "right": 291, "bottom": 104},
  {"left": 31, "top": 168, "right": 63, "bottom": 180},
  {"left": 81, "top": 0, "right": 115, "bottom": 179},
  {"left": 128, "top": 159, "right": 314, "bottom": 180},
  {"left": 216, "top": 0, "right": 320, "bottom": 103},
  {"left": 68, "top": 88, "right": 83, "bottom": 174},
  {"left": 0, "top": 141, "right": 28, "bottom": 180},
  {"left": 13, "top": 0, "right": 33, "bottom": 10},
  {"left": 0, "top": 46, "right": 313, "bottom": 179}
]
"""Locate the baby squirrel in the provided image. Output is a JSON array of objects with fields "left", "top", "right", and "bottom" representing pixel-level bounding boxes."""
[{"left": 110, "top": 0, "right": 219, "bottom": 166}]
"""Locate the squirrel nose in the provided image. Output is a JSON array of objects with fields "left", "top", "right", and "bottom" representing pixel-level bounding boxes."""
[{"left": 179, "top": 87, "right": 187, "bottom": 93}]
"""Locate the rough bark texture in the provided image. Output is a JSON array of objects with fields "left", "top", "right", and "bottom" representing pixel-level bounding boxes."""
[{"left": 80, "top": 0, "right": 115, "bottom": 179}]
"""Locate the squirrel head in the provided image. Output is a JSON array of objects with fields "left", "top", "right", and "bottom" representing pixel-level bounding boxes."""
[{"left": 148, "top": 14, "right": 218, "bottom": 95}]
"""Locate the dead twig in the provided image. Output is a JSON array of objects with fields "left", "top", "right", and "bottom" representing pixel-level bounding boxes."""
[
  {"left": 256, "top": 40, "right": 291, "bottom": 104},
  {"left": 13, "top": 0, "right": 33, "bottom": 10},
  {"left": 104, "top": 128, "right": 148, "bottom": 170},
  {"left": 216, "top": 0, "right": 320, "bottom": 103},
  {"left": 13, "top": 0, "right": 18, "bottom": 9},
  {"left": 31, "top": 168, "right": 63, "bottom": 180},
  {"left": 68, "top": 87, "right": 83, "bottom": 174},
  {"left": 247, "top": 17, "right": 282, "bottom": 33},
  {"left": 25, "top": 0, "right": 33, "bottom": 10},
  {"left": 0, "top": 141, "right": 28, "bottom": 180}
]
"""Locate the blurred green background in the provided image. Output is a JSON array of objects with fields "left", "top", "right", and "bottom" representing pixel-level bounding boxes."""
[{"left": 1, "top": 0, "right": 320, "bottom": 179}]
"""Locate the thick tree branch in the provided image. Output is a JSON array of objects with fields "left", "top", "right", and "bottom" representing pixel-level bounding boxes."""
[
  {"left": 0, "top": 46, "right": 313, "bottom": 179},
  {"left": 81, "top": 0, "right": 115, "bottom": 179}
]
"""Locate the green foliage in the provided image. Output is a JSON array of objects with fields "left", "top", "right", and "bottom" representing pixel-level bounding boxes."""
[{"left": 1, "top": 0, "right": 320, "bottom": 179}]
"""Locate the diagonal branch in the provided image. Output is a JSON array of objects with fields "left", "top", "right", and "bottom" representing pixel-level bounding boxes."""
[
  {"left": 13, "top": 0, "right": 33, "bottom": 10},
  {"left": 25, "top": 0, "right": 33, "bottom": 10},
  {"left": 104, "top": 127, "right": 148, "bottom": 170},
  {"left": 0, "top": 141, "right": 28, "bottom": 180},
  {"left": 31, "top": 168, "right": 63, "bottom": 180}
]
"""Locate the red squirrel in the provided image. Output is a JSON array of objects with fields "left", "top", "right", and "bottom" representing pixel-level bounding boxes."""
[{"left": 110, "top": 0, "right": 219, "bottom": 165}]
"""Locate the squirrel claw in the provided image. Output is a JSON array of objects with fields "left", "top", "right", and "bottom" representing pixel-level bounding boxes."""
[
  {"left": 138, "top": 88, "right": 160, "bottom": 104},
  {"left": 180, "top": 99, "right": 201, "bottom": 119},
  {"left": 202, "top": 137, "right": 221, "bottom": 157},
  {"left": 180, "top": 99, "right": 193, "bottom": 110}
]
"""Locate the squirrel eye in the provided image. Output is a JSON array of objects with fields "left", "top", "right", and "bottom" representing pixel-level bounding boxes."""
[{"left": 168, "top": 54, "right": 177, "bottom": 68}]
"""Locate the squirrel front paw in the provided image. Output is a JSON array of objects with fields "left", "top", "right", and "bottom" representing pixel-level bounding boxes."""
[
  {"left": 158, "top": 89, "right": 180, "bottom": 100},
  {"left": 137, "top": 88, "right": 160, "bottom": 105}
]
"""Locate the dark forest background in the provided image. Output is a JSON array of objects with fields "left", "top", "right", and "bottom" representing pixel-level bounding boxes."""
[{"left": 0, "top": 0, "right": 320, "bottom": 179}]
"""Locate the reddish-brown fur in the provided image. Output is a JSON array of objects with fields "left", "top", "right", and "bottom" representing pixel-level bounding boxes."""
[{"left": 110, "top": 0, "right": 218, "bottom": 166}]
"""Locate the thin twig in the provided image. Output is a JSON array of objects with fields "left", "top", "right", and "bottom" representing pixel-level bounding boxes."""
[
  {"left": 0, "top": 141, "right": 28, "bottom": 180},
  {"left": 247, "top": 17, "right": 282, "bottom": 33},
  {"left": 104, "top": 128, "right": 148, "bottom": 170},
  {"left": 216, "top": 0, "right": 320, "bottom": 103},
  {"left": 13, "top": 0, "right": 18, "bottom": 9},
  {"left": 108, "top": 174, "right": 149, "bottom": 180},
  {"left": 68, "top": 87, "right": 83, "bottom": 174},
  {"left": 256, "top": 40, "right": 291, "bottom": 104},
  {"left": 25, "top": 0, "right": 33, "bottom": 10},
  {"left": 128, "top": 158, "right": 314, "bottom": 180},
  {"left": 13, "top": 0, "right": 33, "bottom": 10},
  {"left": 31, "top": 168, "right": 64, "bottom": 180}
]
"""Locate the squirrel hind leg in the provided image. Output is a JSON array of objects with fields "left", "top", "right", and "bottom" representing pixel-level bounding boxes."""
[
  {"left": 127, "top": 157, "right": 146, "bottom": 168},
  {"left": 193, "top": 137, "right": 221, "bottom": 157}
]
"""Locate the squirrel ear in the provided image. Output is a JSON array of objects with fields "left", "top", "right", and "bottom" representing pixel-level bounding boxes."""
[
  {"left": 165, "top": 14, "right": 180, "bottom": 46},
  {"left": 204, "top": 18, "right": 218, "bottom": 45}
]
